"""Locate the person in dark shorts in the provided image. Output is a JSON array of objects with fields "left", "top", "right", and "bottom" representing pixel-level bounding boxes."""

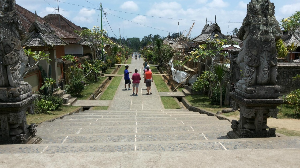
[
  {"left": 124, "top": 65, "right": 132, "bottom": 90},
  {"left": 144, "top": 65, "right": 153, "bottom": 95}
]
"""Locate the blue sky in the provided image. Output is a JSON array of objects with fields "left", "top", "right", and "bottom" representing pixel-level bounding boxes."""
[{"left": 16, "top": 0, "right": 300, "bottom": 39}]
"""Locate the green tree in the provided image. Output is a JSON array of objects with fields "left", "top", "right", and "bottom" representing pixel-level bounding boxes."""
[{"left": 281, "top": 11, "right": 300, "bottom": 31}]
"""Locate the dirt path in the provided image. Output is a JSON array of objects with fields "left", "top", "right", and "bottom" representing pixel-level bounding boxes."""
[
  {"left": 225, "top": 115, "right": 300, "bottom": 132},
  {"left": 268, "top": 118, "right": 300, "bottom": 131}
]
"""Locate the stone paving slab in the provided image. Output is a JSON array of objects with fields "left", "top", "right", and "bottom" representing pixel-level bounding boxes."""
[
  {"left": 72, "top": 100, "right": 111, "bottom": 107},
  {"left": 40, "top": 119, "right": 227, "bottom": 128},
  {"left": 136, "top": 141, "right": 224, "bottom": 151},
  {"left": 51, "top": 116, "right": 220, "bottom": 122},
  {"left": 36, "top": 124, "right": 231, "bottom": 136},
  {"left": 39, "top": 132, "right": 208, "bottom": 144},
  {"left": 1, "top": 137, "right": 300, "bottom": 154},
  {"left": 65, "top": 114, "right": 208, "bottom": 119},
  {"left": 159, "top": 92, "right": 185, "bottom": 97}
]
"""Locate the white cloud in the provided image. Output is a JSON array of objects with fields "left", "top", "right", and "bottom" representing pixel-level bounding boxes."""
[
  {"left": 238, "top": 1, "right": 247, "bottom": 9},
  {"left": 73, "top": 8, "right": 96, "bottom": 23},
  {"left": 208, "top": 0, "right": 229, "bottom": 8},
  {"left": 280, "top": 3, "right": 300, "bottom": 15},
  {"left": 132, "top": 15, "right": 147, "bottom": 24},
  {"left": 39, "top": 7, "right": 70, "bottom": 18},
  {"left": 147, "top": 2, "right": 182, "bottom": 18},
  {"left": 120, "top": 1, "right": 139, "bottom": 12},
  {"left": 196, "top": 0, "right": 208, "bottom": 4}
]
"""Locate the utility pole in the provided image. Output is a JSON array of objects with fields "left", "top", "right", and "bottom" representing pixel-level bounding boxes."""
[{"left": 100, "top": 3, "right": 104, "bottom": 61}]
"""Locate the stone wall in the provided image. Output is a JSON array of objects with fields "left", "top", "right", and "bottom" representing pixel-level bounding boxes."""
[
  {"left": 230, "top": 61, "right": 300, "bottom": 95},
  {"left": 277, "top": 63, "right": 300, "bottom": 94}
]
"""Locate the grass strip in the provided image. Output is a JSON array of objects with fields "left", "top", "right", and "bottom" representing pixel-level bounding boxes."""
[
  {"left": 78, "top": 77, "right": 106, "bottom": 100},
  {"left": 161, "top": 97, "right": 181, "bottom": 109},
  {"left": 153, "top": 75, "right": 180, "bottom": 109},
  {"left": 153, "top": 75, "right": 170, "bottom": 92},
  {"left": 27, "top": 106, "right": 79, "bottom": 124},
  {"left": 118, "top": 66, "right": 126, "bottom": 75},
  {"left": 100, "top": 76, "right": 122, "bottom": 100},
  {"left": 91, "top": 106, "right": 109, "bottom": 110},
  {"left": 185, "top": 95, "right": 225, "bottom": 114}
]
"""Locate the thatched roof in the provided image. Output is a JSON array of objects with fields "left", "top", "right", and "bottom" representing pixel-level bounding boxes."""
[{"left": 23, "top": 21, "right": 67, "bottom": 47}]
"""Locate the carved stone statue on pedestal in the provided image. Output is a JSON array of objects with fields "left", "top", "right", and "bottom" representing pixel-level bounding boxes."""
[
  {"left": 0, "top": 0, "right": 37, "bottom": 144},
  {"left": 228, "top": 0, "right": 283, "bottom": 138}
]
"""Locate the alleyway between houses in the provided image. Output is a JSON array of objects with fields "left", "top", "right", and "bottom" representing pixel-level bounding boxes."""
[{"left": 0, "top": 58, "right": 300, "bottom": 167}]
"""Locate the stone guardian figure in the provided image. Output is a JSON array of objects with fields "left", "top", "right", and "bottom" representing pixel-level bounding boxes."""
[
  {"left": 0, "top": 0, "right": 37, "bottom": 144},
  {"left": 235, "top": 0, "right": 282, "bottom": 98},
  {"left": 228, "top": 0, "right": 283, "bottom": 138}
]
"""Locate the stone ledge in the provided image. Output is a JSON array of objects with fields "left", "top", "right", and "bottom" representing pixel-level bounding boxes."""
[{"left": 181, "top": 97, "right": 230, "bottom": 122}]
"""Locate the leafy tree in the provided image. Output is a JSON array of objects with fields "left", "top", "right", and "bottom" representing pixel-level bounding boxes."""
[
  {"left": 77, "top": 26, "right": 112, "bottom": 60},
  {"left": 276, "top": 39, "right": 289, "bottom": 58},
  {"left": 232, "top": 28, "right": 239, "bottom": 35},
  {"left": 281, "top": 11, "right": 300, "bottom": 31}
]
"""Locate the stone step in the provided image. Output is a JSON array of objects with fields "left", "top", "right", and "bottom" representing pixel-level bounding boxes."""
[
  {"left": 182, "top": 89, "right": 191, "bottom": 96},
  {"left": 69, "top": 114, "right": 207, "bottom": 118},
  {"left": 38, "top": 119, "right": 229, "bottom": 127},
  {"left": 36, "top": 124, "right": 231, "bottom": 135},
  {"left": 86, "top": 110, "right": 190, "bottom": 113},
  {"left": 50, "top": 116, "right": 220, "bottom": 123},
  {"left": 64, "top": 97, "right": 77, "bottom": 106},
  {"left": 1, "top": 137, "right": 299, "bottom": 154},
  {"left": 38, "top": 130, "right": 232, "bottom": 144},
  {"left": 74, "top": 111, "right": 198, "bottom": 115}
]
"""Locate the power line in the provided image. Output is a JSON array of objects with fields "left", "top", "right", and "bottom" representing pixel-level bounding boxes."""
[
  {"left": 104, "top": 11, "right": 172, "bottom": 34},
  {"left": 103, "top": 12, "right": 118, "bottom": 38},
  {"left": 105, "top": 8, "right": 197, "bottom": 22}
]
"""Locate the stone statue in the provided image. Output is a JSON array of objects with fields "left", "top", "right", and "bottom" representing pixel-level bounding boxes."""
[
  {"left": 0, "top": 0, "right": 32, "bottom": 102},
  {"left": 0, "top": 0, "right": 37, "bottom": 144},
  {"left": 235, "top": 0, "right": 282, "bottom": 99},
  {"left": 228, "top": 0, "right": 283, "bottom": 138}
]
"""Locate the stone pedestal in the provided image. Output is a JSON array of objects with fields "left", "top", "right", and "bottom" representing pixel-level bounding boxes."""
[
  {"left": 0, "top": 95, "right": 37, "bottom": 144},
  {"left": 227, "top": 92, "right": 283, "bottom": 139}
]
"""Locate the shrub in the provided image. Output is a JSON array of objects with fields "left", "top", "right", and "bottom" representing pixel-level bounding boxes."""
[
  {"left": 210, "top": 86, "right": 226, "bottom": 105},
  {"left": 284, "top": 89, "right": 300, "bottom": 118},
  {"left": 35, "top": 95, "right": 63, "bottom": 114}
]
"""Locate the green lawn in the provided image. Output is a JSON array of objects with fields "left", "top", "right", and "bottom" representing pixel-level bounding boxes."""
[
  {"left": 105, "top": 67, "right": 116, "bottom": 74},
  {"left": 77, "top": 77, "right": 107, "bottom": 100},
  {"left": 153, "top": 75, "right": 169, "bottom": 92},
  {"left": 100, "top": 76, "right": 122, "bottom": 100},
  {"left": 91, "top": 106, "right": 109, "bottom": 110},
  {"left": 27, "top": 106, "right": 80, "bottom": 124},
  {"left": 278, "top": 104, "right": 300, "bottom": 119},
  {"left": 153, "top": 75, "right": 180, "bottom": 109},
  {"left": 185, "top": 95, "right": 226, "bottom": 114}
]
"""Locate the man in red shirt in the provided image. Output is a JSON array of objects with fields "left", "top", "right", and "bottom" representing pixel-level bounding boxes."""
[
  {"left": 144, "top": 65, "right": 153, "bottom": 95},
  {"left": 131, "top": 69, "right": 141, "bottom": 96}
]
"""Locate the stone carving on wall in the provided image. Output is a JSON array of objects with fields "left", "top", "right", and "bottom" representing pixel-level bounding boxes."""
[
  {"left": 228, "top": 0, "right": 283, "bottom": 139},
  {"left": 0, "top": 0, "right": 37, "bottom": 144}
]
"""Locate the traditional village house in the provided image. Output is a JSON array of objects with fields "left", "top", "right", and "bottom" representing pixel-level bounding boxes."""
[
  {"left": 192, "top": 17, "right": 227, "bottom": 74},
  {"left": 16, "top": 4, "right": 69, "bottom": 91},
  {"left": 282, "top": 30, "right": 300, "bottom": 62},
  {"left": 43, "top": 14, "right": 92, "bottom": 58}
]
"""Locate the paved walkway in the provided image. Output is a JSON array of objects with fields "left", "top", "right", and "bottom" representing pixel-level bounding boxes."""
[
  {"left": 1, "top": 57, "right": 300, "bottom": 167},
  {"left": 109, "top": 57, "right": 164, "bottom": 111}
]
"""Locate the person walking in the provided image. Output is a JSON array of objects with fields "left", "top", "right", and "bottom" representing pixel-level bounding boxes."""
[
  {"left": 131, "top": 68, "right": 141, "bottom": 96},
  {"left": 144, "top": 65, "right": 153, "bottom": 95},
  {"left": 143, "top": 58, "right": 148, "bottom": 73},
  {"left": 124, "top": 65, "right": 132, "bottom": 90}
]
